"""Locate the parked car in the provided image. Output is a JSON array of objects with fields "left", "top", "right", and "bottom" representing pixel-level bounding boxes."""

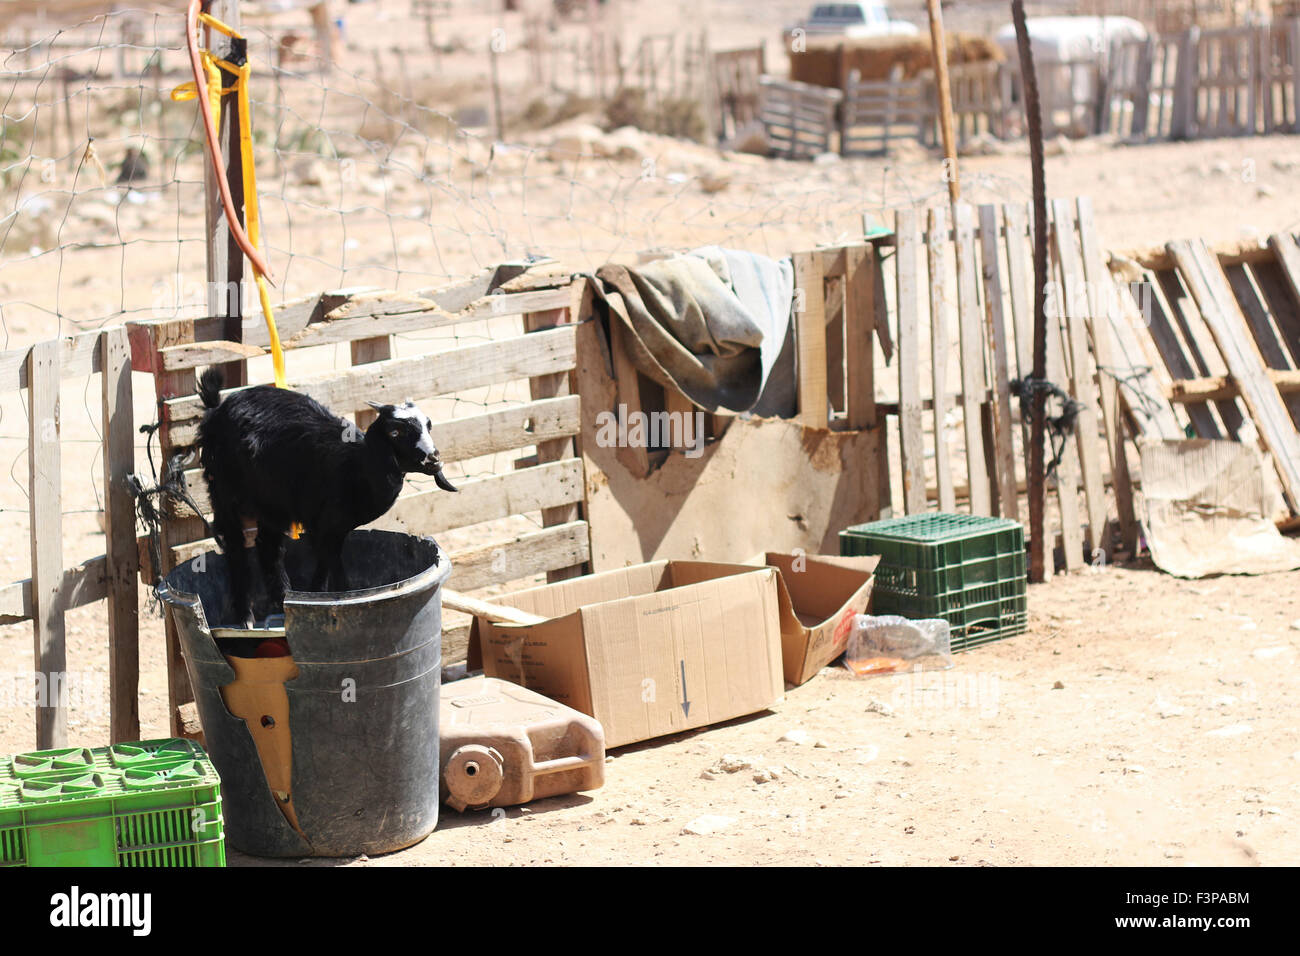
[{"left": 788, "top": 2, "right": 919, "bottom": 39}]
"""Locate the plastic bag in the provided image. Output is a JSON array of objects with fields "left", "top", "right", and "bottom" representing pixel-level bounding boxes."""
[{"left": 843, "top": 614, "right": 953, "bottom": 677}]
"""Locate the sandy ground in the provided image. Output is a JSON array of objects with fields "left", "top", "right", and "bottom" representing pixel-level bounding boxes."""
[
  {"left": 0, "top": 0, "right": 1298, "bottom": 866},
  {"left": 242, "top": 565, "right": 1300, "bottom": 867}
]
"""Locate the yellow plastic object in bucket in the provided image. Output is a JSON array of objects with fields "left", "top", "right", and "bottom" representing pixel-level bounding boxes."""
[{"left": 217, "top": 641, "right": 303, "bottom": 835}]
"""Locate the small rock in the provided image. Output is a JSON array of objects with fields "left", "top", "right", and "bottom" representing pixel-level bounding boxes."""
[
  {"left": 1290, "top": 619, "right": 1300, "bottom": 631},
  {"left": 1124, "top": 765, "right": 1145, "bottom": 775},
  {"left": 1155, "top": 698, "right": 1185, "bottom": 718},
  {"left": 698, "top": 169, "right": 731, "bottom": 193},
  {"left": 1206, "top": 724, "right": 1253, "bottom": 738},
  {"left": 752, "top": 767, "right": 780, "bottom": 784},
  {"left": 699, "top": 770, "right": 716, "bottom": 781},
  {"left": 711, "top": 754, "right": 755, "bottom": 774},
  {"left": 1253, "top": 646, "right": 1289, "bottom": 660},
  {"left": 865, "top": 698, "right": 895, "bottom": 717},
  {"left": 1257, "top": 183, "right": 1277, "bottom": 198},
  {"left": 682, "top": 814, "right": 736, "bottom": 836},
  {"left": 812, "top": 151, "right": 841, "bottom": 165},
  {"left": 1052, "top": 680, "right": 1065, "bottom": 690},
  {"left": 813, "top": 740, "right": 829, "bottom": 749},
  {"left": 779, "top": 729, "right": 811, "bottom": 745}
]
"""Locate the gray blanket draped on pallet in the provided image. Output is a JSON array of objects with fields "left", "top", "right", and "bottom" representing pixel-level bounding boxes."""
[{"left": 590, "top": 246, "right": 796, "bottom": 417}]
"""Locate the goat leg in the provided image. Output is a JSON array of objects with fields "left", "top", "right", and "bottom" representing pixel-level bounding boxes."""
[
  {"left": 256, "top": 521, "right": 290, "bottom": 615},
  {"left": 215, "top": 511, "right": 255, "bottom": 628}
]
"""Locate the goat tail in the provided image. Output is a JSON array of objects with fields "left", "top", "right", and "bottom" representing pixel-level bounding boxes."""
[{"left": 198, "top": 368, "right": 224, "bottom": 409}]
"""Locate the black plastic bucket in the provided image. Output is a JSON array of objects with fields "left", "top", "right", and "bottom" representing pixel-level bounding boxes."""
[{"left": 159, "top": 530, "right": 449, "bottom": 857}]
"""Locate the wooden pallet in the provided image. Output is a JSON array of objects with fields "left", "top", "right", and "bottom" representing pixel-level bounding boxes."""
[
  {"left": 128, "top": 264, "right": 592, "bottom": 734},
  {"left": 887, "top": 199, "right": 1132, "bottom": 573},
  {"left": 758, "top": 76, "right": 842, "bottom": 159},
  {"left": 1110, "top": 234, "right": 1300, "bottom": 517},
  {"left": 841, "top": 66, "right": 931, "bottom": 157}
]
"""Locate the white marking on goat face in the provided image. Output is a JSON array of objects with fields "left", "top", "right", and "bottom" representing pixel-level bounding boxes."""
[{"left": 392, "top": 404, "right": 437, "bottom": 458}]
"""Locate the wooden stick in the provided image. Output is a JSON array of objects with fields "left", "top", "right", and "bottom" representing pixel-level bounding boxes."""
[
  {"left": 442, "top": 589, "right": 545, "bottom": 627},
  {"left": 926, "top": 0, "right": 960, "bottom": 202}
]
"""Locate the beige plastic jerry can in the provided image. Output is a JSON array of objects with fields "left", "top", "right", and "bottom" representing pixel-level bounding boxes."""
[{"left": 439, "top": 676, "right": 606, "bottom": 812}]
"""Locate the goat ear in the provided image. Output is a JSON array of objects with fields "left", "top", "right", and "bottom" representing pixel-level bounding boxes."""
[{"left": 366, "top": 401, "right": 392, "bottom": 414}]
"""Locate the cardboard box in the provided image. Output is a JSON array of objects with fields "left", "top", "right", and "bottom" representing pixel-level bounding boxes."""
[
  {"left": 745, "top": 552, "right": 880, "bottom": 686},
  {"left": 468, "top": 561, "right": 785, "bottom": 748}
]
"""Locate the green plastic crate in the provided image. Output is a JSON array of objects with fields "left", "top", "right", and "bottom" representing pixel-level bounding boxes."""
[
  {"left": 0, "top": 739, "right": 225, "bottom": 867},
  {"left": 841, "top": 513, "right": 1028, "bottom": 652}
]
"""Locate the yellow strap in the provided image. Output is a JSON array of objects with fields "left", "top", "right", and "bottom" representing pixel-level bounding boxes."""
[{"left": 172, "top": 23, "right": 287, "bottom": 389}]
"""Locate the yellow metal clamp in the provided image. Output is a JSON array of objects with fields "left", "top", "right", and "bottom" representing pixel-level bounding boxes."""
[{"left": 174, "top": 12, "right": 287, "bottom": 389}]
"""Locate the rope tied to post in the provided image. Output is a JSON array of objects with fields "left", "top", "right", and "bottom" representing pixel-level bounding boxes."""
[
  {"left": 1010, "top": 377, "right": 1085, "bottom": 480},
  {"left": 175, "top": 0, "right": 286, "bottom": 388},
  {"left": 128, "top": 423, "right": 212, "bottom": 606}
]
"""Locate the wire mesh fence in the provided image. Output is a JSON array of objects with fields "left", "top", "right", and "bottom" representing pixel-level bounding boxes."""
[{"left": 0, "top": 0, "right": 1049, "bottom": 750}]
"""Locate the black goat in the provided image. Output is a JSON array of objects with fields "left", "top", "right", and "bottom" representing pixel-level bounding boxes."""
[{"left": 196, "top": 368, "right": 458, "bottom": 626}]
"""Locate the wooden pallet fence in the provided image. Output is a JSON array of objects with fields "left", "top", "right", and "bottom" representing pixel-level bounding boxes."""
[
  {"left": 758, "top": 76, "right": 842, "bottom": 159},
  {"left": 128, "top": 265, "right": 592, "bottom": 734},
  {"left": 884, "top": 199, "right": 1131, "bottom": 572},
  {"left": 1107, "top": 21, "right": 1300, "bottom": 140},
  {"left": 840, "top": 66, "right": 931, "bottom": 157},
  {"left": 0, "top": 327, "right": 140, "bottom": 750}
]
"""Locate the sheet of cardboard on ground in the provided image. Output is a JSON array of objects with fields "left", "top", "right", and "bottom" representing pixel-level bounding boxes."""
[
  {"left": 468, "top": 561, "right": 785, "bottom": 748},
  {"left": 1139, "top": 438, "right": 1300, "bottom": 578},
  {"left": 743, "top": 552, "right": 880, "bottom": 685}
]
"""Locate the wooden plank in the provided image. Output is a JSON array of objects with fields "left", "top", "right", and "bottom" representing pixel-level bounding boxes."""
[
  {"left": 375, "top": 460, "right": 585, "bottom": 536},
  {"left": 27, "top": 340, "right": 65, "bottom": 749},
  {"left": 978, "top": 204, "right": 1020, "bottom": 521},
  {"left": 133, "top": 285, "right": 575, "bottom": 366},
  {"left": 432, "top": 522, "right": 591, "bottom": 594},
  {"left": 0, "top": 556, "right": 109, "bottom": 627},
  {"left": 143, "top": 319, "right": 201, "bottom": 737},
  {"left": 1224, "top": 262, "right": 1300, "bottom": 426},
  {"left": 525, "top": 304, "right": 586, "bottom": 582},
  {"left": 1076, "top": 196, "right": 1140, "bottom": 554},
  {"left": 351, "top": 333, "right": 392, "bottom": 430},
  {"left": 1108, "top": 280, "right": 1185, "bottom": 439},
  {"left": 1166, "top": 369, "right": 1300, "bottom": 401},
  {"left": 1046, "top": 301, "right": 1085, "bottom": 573},
  {"left": 1143, "top": 277, "right": 1223, "bottom": 437},
  {"left": 1050, "top": 198, "right": 1107, "bottom": 553},
  {"left": 844, "top": 244, "right": 875, "bottom": 429},
  {"left": 952, "top": 202, "right": 991, "bottom": 515},
  {"left": 895, "top": 209, "right": 926, "bottom": 514},
  {"left": 794, "top": 251, "right": 829, "bottom": 429},
  {"left": 608, "top": 319, "right": 650, "bottom": 478},
  {"left": 164, "top": 326, "right": 579, "bottom": 447},
  {"left": 1266, "top": 233, "right": 1300, "bottom": 357},
  {"left": 0, "top": 329, "right": 105, "bottom": 394},
  {"left": 927, "top": 206, "right": 957, "bottom": 513},
  {"left": 1169, "top": 239, "right": 1300, "bottom": 513},
  {"left": 1157, "top": 267, "right": 1246, "bottom": 437},
  {"left": 101, "top": 328, "right": 139, "bottom": 744}
]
